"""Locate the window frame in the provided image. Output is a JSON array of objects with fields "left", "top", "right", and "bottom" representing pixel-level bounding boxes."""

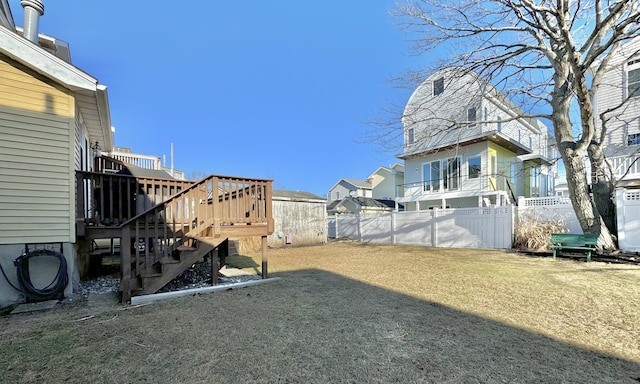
[
  {"left": 627, "top": 60, "right": 640, "bottom": 98},
  {"left": 468, "top": 156, "right": 481, "bottom": 179},
  {"left": 467, "top": 107, "right": 477, "bottom": 128},
  {"left": 433, "top": 77, "right": 444, "bottom": 96}
]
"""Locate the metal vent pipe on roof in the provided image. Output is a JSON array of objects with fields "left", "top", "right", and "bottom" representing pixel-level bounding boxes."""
[{"left": 21, "top": 0, "right": 44, "bottom": 43}]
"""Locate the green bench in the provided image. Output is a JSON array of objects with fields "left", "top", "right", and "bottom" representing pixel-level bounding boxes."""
[{"left": 550, "top": 233, "right": 598, "bottom": 261}]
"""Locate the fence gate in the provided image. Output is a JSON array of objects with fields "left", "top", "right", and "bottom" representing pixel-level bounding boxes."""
[{"left": 616, "top": 189, "right": 640, "bottom": 252}]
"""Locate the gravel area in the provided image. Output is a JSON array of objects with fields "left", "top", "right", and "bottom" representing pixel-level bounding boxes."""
[{"left": 74, "top": 261, "right": 260, "bottom": 299}]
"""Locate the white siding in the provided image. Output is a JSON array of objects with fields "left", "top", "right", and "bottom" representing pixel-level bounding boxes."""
[
  {"left": 0, "top": 55, "right": 75, "bottom": 244},
  {"left": 596, "top": 37, "right": 640, "bottom": 156}
]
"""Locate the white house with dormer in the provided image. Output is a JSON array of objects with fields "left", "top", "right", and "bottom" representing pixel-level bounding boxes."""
[{"left": 397, "top": 67, "right": 557, "bottom": 210}]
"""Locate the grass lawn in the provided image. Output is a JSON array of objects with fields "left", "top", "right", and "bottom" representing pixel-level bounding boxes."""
[{"left": 1, "top": 242, "right": 639, "bottom": 383}]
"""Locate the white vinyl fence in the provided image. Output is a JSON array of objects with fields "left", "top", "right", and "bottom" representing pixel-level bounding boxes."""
[
  {"left": 517, "top": 196, "right": 581, "bottom": 234},
  {"left": 329, "top": 192, "right": 640, "bottom": 252},
  {"left": 616, "top": 189, "right": 640, "bottom": 252},
  {"left": 329, "top": 206, "right": 513, "bottom": 249}
]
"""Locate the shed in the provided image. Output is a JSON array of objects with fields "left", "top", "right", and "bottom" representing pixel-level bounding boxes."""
[{"left": 268, "top": 190, "right": 327, "bottom": 248}]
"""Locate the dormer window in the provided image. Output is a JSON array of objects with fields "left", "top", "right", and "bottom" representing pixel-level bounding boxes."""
[
  {"left": 407, "top": 128, "right": 415, "bottom": 144},
  {"left": 433, "top": 77, "right": 444, "bottom": 96}
]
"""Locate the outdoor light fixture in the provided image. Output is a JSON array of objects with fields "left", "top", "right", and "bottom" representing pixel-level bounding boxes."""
[{"left": 91, "top": 141, "right": 101, "bottom": 157}]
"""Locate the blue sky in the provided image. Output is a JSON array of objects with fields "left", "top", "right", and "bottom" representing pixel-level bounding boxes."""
[{"left": 9, "top": 1, "right": 419, "bottom": 197}]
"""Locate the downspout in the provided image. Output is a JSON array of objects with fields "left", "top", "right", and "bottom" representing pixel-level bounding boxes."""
[{"left": 20, "top": 0, "right": 44, "bottom": 43}]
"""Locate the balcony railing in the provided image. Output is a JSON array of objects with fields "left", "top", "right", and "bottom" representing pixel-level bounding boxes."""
[
  {"left": 607, "top": 154, "right": 640, "bottom": 180},
  {"left": 398, "top": 173, "right": 517, "bottom": 202}
]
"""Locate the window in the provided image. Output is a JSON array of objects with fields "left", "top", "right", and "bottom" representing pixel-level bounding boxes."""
[
  {"left": 490, "top": 155, "right": 497, "bottom": 176},
  {"left": 628, "top": 64, "right": 640, "bottom": 98},
  {"left": 423, "top": 163, "right": 432, "bottom": 191},
  {"left": 510, "top": 163, "right": 516, "bottom": 184},
  {"left": 442, "top": 157, "right": 460, "bottom": 191},
  {"left": 447, "top": 157, "right": 460, "bottom": 190},
  {"left": 628, "top": 133, "right": 640, "bottom": 146},
  {"left": 468, "top": 156, "right": 481, "bottom": 179},
  {"left": 433, "top": 77, "right": 444, "bottom": 96},
  {"left": 468, "top": 107, "right": 477, "bottom": 127},
  {"left": 407, "top": 128, "right": 415, "bottom": 144},
  {"left": 431, "top": 162, "right": 441, "bottom": 192},
  {"left": 530, "top": 167, "right": 541, "bottom": 197},
  {"left": 497, "top": 116, "right": 502, "bottom": 132},
  {"left": 423, "top": 158, "right": 460, "bottom": 192},
  {"left": 484, "top": 107, "right": 488, "bottom": 128}
]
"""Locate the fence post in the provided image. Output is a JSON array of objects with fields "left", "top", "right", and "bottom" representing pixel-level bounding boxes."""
[
  {"left": 616, "top": 188, "right": 625, "bottom": 249},
  {"left": 490, "top": 206, "right": 497, "bottom": 248},
  {"left": 432, "top": 208, "right": 437, "bottom": 247},
  {"left": 391, "top": 211, "right": 396, "bottom": 244},
  {"left": 335, "top": 215, "right": 339, "bottom": 238}
]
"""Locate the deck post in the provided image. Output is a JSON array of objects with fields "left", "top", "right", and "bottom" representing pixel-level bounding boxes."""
[
  {"left": 120, "top": 229, "right": 132, "bottom": 303},
  {"left": 261, "top": 235, "right": 268, "bottom": 279},
  {"left": 210, "top": 249, "right": 218, "bottom": 285}
]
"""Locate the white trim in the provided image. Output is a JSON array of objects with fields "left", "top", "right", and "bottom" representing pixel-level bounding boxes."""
[{"left": 0, "top": 26, "right": 98, "bottom": 91}]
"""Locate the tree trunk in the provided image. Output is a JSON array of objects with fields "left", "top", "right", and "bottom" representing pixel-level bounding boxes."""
[{"left": 587, "top": 142, "right": 618, "bottom": 250}]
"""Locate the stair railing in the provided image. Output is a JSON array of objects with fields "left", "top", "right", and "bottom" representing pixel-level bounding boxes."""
[{"left": 120, "top": 174, "right": 273, "bottom": 302}]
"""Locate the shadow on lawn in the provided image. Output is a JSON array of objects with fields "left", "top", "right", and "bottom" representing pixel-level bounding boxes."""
[
  {"left": 248, "top": 269, "right": 640, "bottom": 383},
  {"left": 1, "top": 267, "right": 639, "bottom": 383}
]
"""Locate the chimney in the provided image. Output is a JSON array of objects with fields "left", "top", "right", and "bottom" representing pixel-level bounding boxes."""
[{"left": 21, "top": 0, "right": 44, "bottom": 43}]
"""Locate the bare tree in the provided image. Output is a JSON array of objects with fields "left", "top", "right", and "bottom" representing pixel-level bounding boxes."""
[{"left": 388, "top": 0, "right": 640, "bottom": 250}]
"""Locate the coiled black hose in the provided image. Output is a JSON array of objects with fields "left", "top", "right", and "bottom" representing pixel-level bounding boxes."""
[{"left": 0, "top": 249, "right": 68, "bottom": 301}]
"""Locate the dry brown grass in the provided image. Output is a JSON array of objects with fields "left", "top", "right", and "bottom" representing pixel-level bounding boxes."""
[
  {"left": 514, "top": 213, "right": 567, "bottom": 251},
  {"left": 1, "top": 242, "right": 639, "bottom": 383}
]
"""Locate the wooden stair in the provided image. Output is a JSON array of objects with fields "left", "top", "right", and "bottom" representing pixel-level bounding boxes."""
[
  {"left": 129, "top": 237, "right": 227, "bottom": 297},
  {"left": 119, "top": 174, "right": 274, "bottom": 303}
]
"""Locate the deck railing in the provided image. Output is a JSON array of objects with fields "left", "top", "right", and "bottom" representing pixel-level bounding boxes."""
[
  {"left": 119, "top": 174, "right": 273, "bottom": 301},
  {"left": 75, "top": 171, "right": 194, "bottom": 226}
]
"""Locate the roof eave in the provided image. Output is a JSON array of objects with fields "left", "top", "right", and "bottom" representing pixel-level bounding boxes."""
[
  {"left": 0, "top": 26, "right": 98, "bottom": 91},
  {"left": 1, "top": 26, "right": 113, "bottom": 150}
]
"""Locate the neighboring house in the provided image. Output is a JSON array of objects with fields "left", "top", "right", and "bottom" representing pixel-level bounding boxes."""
[
  {"left": 327, "top": 196, "right": 397, "bottom": 215},
  {"left": 328, "top": 178, "right": 372, "bottom": 200},
  {"left": 369, "top": 163, "right": 405, "bottom": 200},
  {"left": 593, "top": 36, "right": 640, "bottom": 188},
  {"left": 267, "top": 190, "right": 327, "bottom": 247},
  {"left": 0, "top": 2, "right": 113, "bottom": 305},
  {"left": 397, "top": 67, "right": 556, "bottom": 210},
  {"left": 555, "top": 181, "right": 569, "bottom": 197},
  {"left": 108, "top": 145, "right": 185, "bottom": 180}
]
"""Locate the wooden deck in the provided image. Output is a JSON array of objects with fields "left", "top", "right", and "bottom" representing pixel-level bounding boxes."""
[{"left": 76, "top": 169, "right": 273, "bottom": 303}]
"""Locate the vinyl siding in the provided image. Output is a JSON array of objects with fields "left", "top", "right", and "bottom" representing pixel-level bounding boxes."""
[
  {"left": 403, "top": 70, "right": 546, "bottom": 158},
  {"left": 596, "top": 37, "right": 640, "bottom": 154},
  {"left": 0, "top": 55, "right": 75, "bottom": 244}
]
